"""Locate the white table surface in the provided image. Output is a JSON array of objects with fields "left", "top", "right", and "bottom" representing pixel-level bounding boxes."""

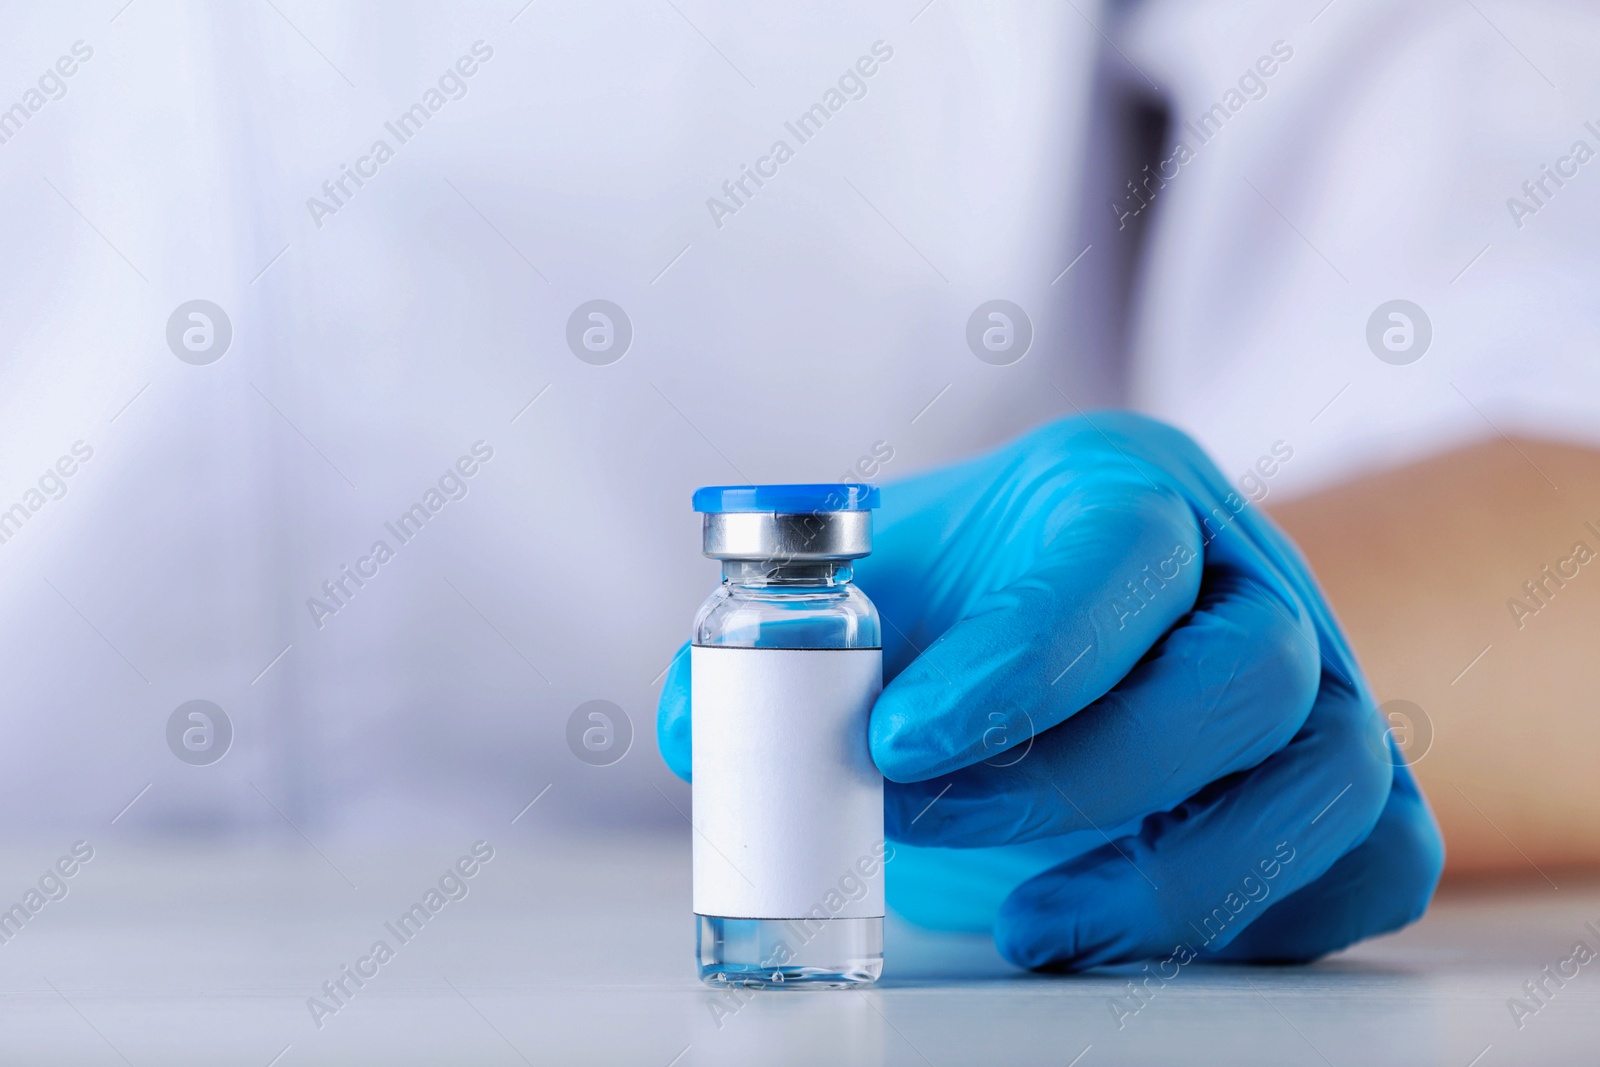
[{"left": 1, "top": 829, "right": 1593, "bottom": 1066}]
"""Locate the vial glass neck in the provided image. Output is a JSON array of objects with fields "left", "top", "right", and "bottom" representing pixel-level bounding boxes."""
[{"left": 722, "top": 560, "right": 853, "bottom": 587}]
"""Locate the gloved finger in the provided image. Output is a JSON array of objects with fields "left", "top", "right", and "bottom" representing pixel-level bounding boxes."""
[
  {"left": 1205, "top": 758, "right": 1443, "bottom": 962},
  {"left": 655, "top": 641, "right": 692, "bottom": 781},
  {"left": 993, "top": 674, "right": 1393, "bottom": 971},
  {"left": 870, "top": 475, "right": 1204, "bottom": 783},
  {"left": 885, "top": 567, "right": 1321, "bottom": 846}
]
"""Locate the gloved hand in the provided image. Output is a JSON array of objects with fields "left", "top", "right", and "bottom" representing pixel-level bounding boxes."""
[{"left": 658, "top": 412, "right": 1443, "bottom": 971}]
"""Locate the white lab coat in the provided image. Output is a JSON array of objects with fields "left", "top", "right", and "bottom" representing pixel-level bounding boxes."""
[{"left": 0, "top": 0, "right": 1591, "bottom": 840}]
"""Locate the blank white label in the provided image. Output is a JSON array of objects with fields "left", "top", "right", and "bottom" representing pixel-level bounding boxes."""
[{"left": 692, "top": 645, "right": 884, "bottom": 920}]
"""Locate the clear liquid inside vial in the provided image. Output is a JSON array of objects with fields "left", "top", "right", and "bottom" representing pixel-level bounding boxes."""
[
  {"left": 695, "top": 557, "right": 884, "bottom": 990},
  {"left": 699, "top": 915, "right": 883, "bottom": 988}
]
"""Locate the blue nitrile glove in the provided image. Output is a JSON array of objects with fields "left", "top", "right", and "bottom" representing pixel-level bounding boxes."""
[{"left": 658, "top": 412, "right": 1443, "bottom": 971}]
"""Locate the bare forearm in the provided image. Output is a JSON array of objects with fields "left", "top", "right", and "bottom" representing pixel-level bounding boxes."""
[{"left": 1269, "top": 438, "right": 1600, "bottom": 877}]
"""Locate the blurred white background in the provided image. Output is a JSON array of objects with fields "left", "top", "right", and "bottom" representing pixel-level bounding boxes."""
[{"left": 0, "top": 0, "right": 1596, "bottom": 848}]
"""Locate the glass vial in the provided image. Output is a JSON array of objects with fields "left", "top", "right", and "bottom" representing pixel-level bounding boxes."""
[{"left": 690, "top": 484, "right": 885, "bottom": 989}]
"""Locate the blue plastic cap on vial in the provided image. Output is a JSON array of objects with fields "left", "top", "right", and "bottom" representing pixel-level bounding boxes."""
[{"left": 692, "top": 483, "right": 881, "bottom": 514}]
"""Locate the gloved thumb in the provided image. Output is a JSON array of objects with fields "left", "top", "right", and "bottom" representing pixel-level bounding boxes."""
[{"left": 655, "top": 641, "right": 693, "bottom": 781}]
